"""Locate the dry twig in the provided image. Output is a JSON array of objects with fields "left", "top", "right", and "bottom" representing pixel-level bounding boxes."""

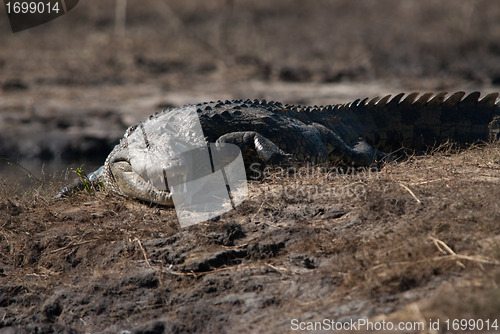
[
  {"left": 134, "top": 237, "right": 152, "bottom": 268},
  {"left": 429, "top": 236, "right": 500, "bottom": 267},
  {"left": 399, "top": 183, "right": 422, "bottom": 204}
]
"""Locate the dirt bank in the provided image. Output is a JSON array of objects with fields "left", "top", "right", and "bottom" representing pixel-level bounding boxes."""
[{"left": 1, "top": 144, "right": 500, "bottom": 333}]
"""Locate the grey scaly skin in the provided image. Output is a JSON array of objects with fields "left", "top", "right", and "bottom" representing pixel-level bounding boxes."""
[{"left": 57, "top": 91, "right": 500, "bottom": 206}]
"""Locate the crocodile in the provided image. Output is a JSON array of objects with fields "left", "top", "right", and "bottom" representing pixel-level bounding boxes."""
[{"left": 57, "top": 91, "right": 500, "bottom": 206}]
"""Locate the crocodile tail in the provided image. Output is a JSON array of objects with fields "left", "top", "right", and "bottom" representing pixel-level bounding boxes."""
[{"left": 331, "top": 91, "right": 500, "bottom": 152}]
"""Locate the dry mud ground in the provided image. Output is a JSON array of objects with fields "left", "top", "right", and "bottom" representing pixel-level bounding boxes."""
[
  {"left": 1, "top": 145, "right": 500, "bottom": 333},
  {"left": 1, "top": 0, "right": 500, "bottom": 333}
]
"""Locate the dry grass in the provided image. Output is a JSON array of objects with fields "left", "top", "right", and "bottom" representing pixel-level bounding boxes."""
[
  {"left": 1, "top": 145, "right": 500, "bottom": 332},
  {"left": 247, "top": 143, "right": 500, "bottom": 326}
]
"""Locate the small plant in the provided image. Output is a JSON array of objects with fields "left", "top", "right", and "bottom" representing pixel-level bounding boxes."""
[{"left": 72, "top": 165, "right": 92, "bottom": 193}]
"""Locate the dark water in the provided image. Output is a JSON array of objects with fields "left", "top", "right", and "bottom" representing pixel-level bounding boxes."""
[{"left": 0, "top": 158, "right": 103, "bottom": 191}]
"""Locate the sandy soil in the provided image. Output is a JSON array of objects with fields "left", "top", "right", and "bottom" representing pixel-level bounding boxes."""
[{"left": 1, "top": 1, "right": 500, "bottom": 333}]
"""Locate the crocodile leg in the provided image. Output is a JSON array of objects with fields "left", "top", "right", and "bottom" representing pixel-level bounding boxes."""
[
  {"left": 215, "top": 131, "right": 293, "bottom": 165},
  {"left": 349, "top": 139, "right": 392, "bottom": 166},
  {"left": 311, "top": 123, "right": 389, "bottom": 166},
  {"left": 216, "top": 129, "right": 388, "bottom": 168}
]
